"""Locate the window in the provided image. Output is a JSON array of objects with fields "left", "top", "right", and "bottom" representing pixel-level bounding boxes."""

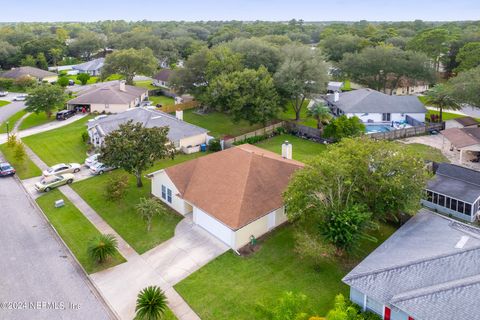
[
  {"left": 382, "top": 113, "right": 391, "bottom": 121},
  {"left": 465, "top": 203, "right": 472, "bottom": 216},
  {"left": 161, "top": 185, "right": 166, "bottom": 200},
  {"left": 433, "top": 193, "right": 439, "bottom": 204},
  {"left": 438, "top": 195, "right": 445, "bottom": 207},
  {"left": 161, "top": 185, "right": 172, "bottom": 203},
  {"left": 167, "top": 188, "right": 172, "bottom": 204},
  {"left": 426, "top": 190, "right": 433, "bottom": 202},
  {"left": 457, "top": 201, "right": 465, "bottom": 214}
]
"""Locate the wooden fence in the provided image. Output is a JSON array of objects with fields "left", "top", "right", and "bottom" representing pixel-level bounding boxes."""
[
  {"left": 224, "top": 122, "right": 285, "bottom": 147},
  {"left": 369, "top": 122, "right": 445, "bottom": 140},
  {"left": 160, "top": 101, "right": 199, "bottom": 113}
]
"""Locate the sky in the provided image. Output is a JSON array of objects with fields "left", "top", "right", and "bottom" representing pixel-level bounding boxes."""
[{"left": 1, "top": 0, "right": 479, "bottom": 22}]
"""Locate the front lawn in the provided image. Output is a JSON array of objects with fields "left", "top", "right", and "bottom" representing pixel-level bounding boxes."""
[
  {"left": 18, "top": 112, "right": 56, "bottom": 131},
  {"left": 0, "top": 143, "right": 42, "bottom": 179},
  {"left": 175, "top": 223, "right": 396, "bottom": 319},
  {"left": 149, "top": 95, "right": 175, "bottom": 106},
  {"left": 36, "top": 189, "right": 126, "bottom": 274},
  {"left": 22, "top": 115, "right": 93, "bottom": 166},
  {"left": 426, "top": 109, "right": 474, "bottom": 121},
  {"left": 0, "top": 109, "right": 27, "bottom": 133},
  {"left": 71, "top": 152, "right": 206, "bottom": 254},
  {"left": 183, "top": 109, "right": 266, "bottom": 138},
  {"left": 0, "top": 100, "right": 10, "bottom": 107},
  {"left": 255, "top": 134, "right": 327, "bottom": 162}
]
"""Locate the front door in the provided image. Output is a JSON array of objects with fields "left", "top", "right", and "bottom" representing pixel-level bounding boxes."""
[{"left": 384, "top": 306, "right": 391, "bottom": 320}]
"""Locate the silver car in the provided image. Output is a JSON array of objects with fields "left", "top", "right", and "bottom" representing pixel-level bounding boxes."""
[
  {"left": 13, "top": 94, "right": 28, "bottom": 101},
  {"left": 43, "top": 163, "right": 81, "bottom": 177},
  {"left": 84, "top": 154, "right": 100, "bottom": 168},
  {"left": 89, "top": 162, "right": 115, "bottom": 175}
]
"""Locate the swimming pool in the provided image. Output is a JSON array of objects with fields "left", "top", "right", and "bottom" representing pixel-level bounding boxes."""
[{"left": 365, "top": 125, "right": 393, "bottom": 134}]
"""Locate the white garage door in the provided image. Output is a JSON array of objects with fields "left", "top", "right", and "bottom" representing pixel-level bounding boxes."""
[{"left": 193, "top": 207, "right": 233, "bottom": 247}]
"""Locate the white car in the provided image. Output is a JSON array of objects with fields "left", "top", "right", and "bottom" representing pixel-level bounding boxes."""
[
  {"left": 89, "top": 162, "right": 115, "bottom": 175},
  {"left": 13, "top": 94, "right": 28, "bottom": 101},
  {"left": 43, "top": 163, "right": 81, "bottom": 177},
  {"left": 84, "top": 154, "right": 100, "bottom": 168},
  {"left": 0, "top": 91, "right": 8, "bottom": 97}
]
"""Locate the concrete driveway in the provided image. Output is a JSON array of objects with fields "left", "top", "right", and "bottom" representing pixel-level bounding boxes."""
[
  {"left": 0, "top": 174, "right": 116, "bottom": 320},
  {"left": 90, "top": 215, "right": 229, "bottom": 319}
]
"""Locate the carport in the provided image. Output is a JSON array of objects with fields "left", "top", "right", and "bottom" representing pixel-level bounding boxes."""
[{"left": 442, "top": 128, "right": 480, "bottom": 163}]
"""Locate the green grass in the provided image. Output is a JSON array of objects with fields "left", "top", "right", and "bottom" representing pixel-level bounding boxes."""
[
  {"left": 0, "top": 109, "right": 27, "bottom": 134},
  {"left": 255, "top": 134, "right": 327, "bottom": 162},
  {"left": 401, "top": 143, "right": 448, "bottom": 163},
  {"left": 149, "top": 95, "right": 175, "bottom": 106},
  {"left": 135, "top": 80, "right": 157, "bottom": 91},
  {"left": 0, "top": 143, "right": 42, "bottom": 179},
  {"left": 66, "top": 75, "right": 99, "bottom": 85},
  {"left": 0, "top": 100, "right": 10, "bottom": 107},
  {"left": 22, "top": 115, "right": 93, "bottom": 166},
  {"left": 426, "top": 109, "right": 474, "bottom": 121},
  {"left": 175, "top": 223, "right": 396, "bottom": 319},
  {"left": 36, "top": 189, "right": 126, "bottom": 274},
  {"left": 183, "top": 109, "right": 265, "bottom": 138},
  {"left": 104, "top": 74, "right": 124, "bottom": 81},
  {"left": 278, "top": 100, "right": 317, "bottom": 128},
  {"left": 71, "top": 152, "right": 206, "bottom": 254},
  {"left": 18, "top": 112, "right": 56, "bottom": 130}
]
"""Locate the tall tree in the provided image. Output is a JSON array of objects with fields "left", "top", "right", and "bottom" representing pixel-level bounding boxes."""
[
  {"left": 407, "top": 28, "right": 451, "bottom": 71},
  {"left": 455, "top": 42, "right": 480, "bottom": 72},
  {"left": 205, "top": 66, "right": 280, "bottom": 125},
  {"left": 102, "top": 48, "right": 158, "bottom": 85},
  {"left": 320, "top": 34, "right": 367, "bottom": 62},
  {"left": 100, "top": 121, "right": 175, "bottom": 187},
  {"left": 226, "top": 37, "right": 282, "bottom": 73},
  {"left": 274, "top": 45, "right": 328, "bottom": 121},
  {"left": 448, "top": 66, "right": 480, "bottom": 107},
  {"left": 68, "top": 32, "right": 105, "bottom": 60},
  {"left": 423, "top": 84, "right": 461, "bottom": 122},
  {"left": 25, "top": 84, "right": 67, "bottom": 118}
]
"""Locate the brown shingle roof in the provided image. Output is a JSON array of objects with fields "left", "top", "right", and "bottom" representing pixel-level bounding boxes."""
[
  {"left": 1, "top": 66, "right": 57, "bottom": 80},
  {"left": 441, "top": 128, "right": 480, "bottom": 148},
  {"left": 454, "top": 117, "right": 480, "bottom": 127},
  {"left": 164, "top": 144, "right": 304, "bottom": 230}
]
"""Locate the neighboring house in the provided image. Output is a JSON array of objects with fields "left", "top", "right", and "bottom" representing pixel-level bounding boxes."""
[
  {"left": 148, "top": 143, "right": 303, "bottom": 250},
  {"left": 422, "top": 163, "right": 480, "bottom": 222},
  {"left": 67, "top": 81, "right": 148, "bottom": 113},
  {"left": 324, "top": 88, "right": 426, "bottom": 124},
  {"left": 344, "top": 209, "right": 480, "bottom": 320},
  {"left": 1, "top": 66, "right": 58, "bottom": 83},
  {"left": 441, "top": 127, "right": 480, "bottom": 163},
  {"left": 72, "top": 58, "right": 105, "bottom": 76},
  {"left": 327, "top": 81, "right": 343, "bottom": 93},
  {"left": 454, "top": 116, "right": 480, "bottom": 128},
  {"left": 87, "top": 107, "right": 208, "bottom": 151},
  {"left": 386, "top": 78, "right": 429, "bottom": 96},
  {"left": 152, "top": 69, "right": 172, "bottom": 88}
]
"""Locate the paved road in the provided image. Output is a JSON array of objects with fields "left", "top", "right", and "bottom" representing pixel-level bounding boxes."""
[
  {"left": 0, "top": 175, "right": 116, "bottom": 320},
  {"left": 460, "top": 105, "right": 480, "bottom": 118},
  {"left": 0, "top": 92, "right": 27, "bottom": 123}
]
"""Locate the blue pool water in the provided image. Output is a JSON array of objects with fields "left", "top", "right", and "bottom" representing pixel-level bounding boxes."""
[{"left": 365, "top": 125, "right": 392, "bottom": 134}]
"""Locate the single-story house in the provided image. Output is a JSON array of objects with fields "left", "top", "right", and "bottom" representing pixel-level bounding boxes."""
[
  {"left": 72, "top": 58, "right": 105, "bottom": 76},
  {"left": 152, "top": 69, "right": 172, "bottom": 88},
  {"left": 67, "top": 81, "right": 148, "bottom": 113},
  {"left": 324, "top": 88, "right": 426, "bottom": 124},
  {"left": 454, "top": 116, "right": 480, "bottom": 128},
  {"left": 386, "top": 78, "right": 429, "bottom": 96},
  {"left": 422, "top": 163, "right": 480, "bottom": 222},
  {"left": 1, "top": 66, "right": 58, "bottom": 83},
  {"left": 441, "top": 127, "right": 480, "bottom": 163},
  {"left": 327, "top": 81, "right": 344, "bottom": 93},
  {"left": 344, "top": 209, "right": 480, "bottom": 320},
  {"left": 87, "top": 107, "right": 208, "bottom": 151},
  {"left": 148, "top": 143, "right": 303, "bottom": 250}
]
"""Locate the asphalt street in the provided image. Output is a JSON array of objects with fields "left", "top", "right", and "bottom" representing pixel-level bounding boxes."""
[
  {"left": 0, "top": 174, "right": 116, "bottom": 320},
  {"left": 0, "top": 92, "right": 27, "bottom": 123}
]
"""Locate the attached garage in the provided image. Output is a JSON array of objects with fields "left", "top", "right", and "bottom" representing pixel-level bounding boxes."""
[{"left": 193, "top": 207, "right": 234, "bottom": 247}]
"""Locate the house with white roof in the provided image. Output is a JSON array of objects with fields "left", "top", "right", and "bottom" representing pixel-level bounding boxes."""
[{"left": 72, "top": 58, "right": 105, "bottom": 76}]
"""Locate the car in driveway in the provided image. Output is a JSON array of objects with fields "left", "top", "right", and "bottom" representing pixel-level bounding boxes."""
[
  {"left": 84, "top": 154, "right": 100, "bottom": 168},
  {"left": 13, "top": 94, "right": 28, "bottom": 101},
  {"left": 56, "top": 109, "right": 76, "bottom": 120},
  {"left": 43, "top": 163, "right": 81, "bottom": 177},
  {"left": 35, "top": 174, "right": 74, "bottom": 192},
  {"left": 0, "top": 91, "right": 8, "bottom": 97},
  {"left": 89, "top": 162, "right": 115, "bottom": 175},
  {"left": 0, "top": 162, "right": 16, "bottom": 176}
]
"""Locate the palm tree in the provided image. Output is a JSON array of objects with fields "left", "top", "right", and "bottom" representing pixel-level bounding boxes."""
[
  {"left": 135, "top": 286, "right": 168, "bottom": 320},
  {"left": 306, "top": 102, "right": 333, "bottom": 136},
  {"left": 424, "top": 84, "right": 461, "bottom": 122},
  {"left": 88, "top": 234, "right": 118, "bottom": 264}
]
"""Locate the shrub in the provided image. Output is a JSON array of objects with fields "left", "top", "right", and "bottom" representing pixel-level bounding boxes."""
[
  {"left": 323, "top": 115, "right": 365, "bottom": 141},
  {"left": 208, "top": 138, "right": 222, "bottom": 152},
  {"left": 256, "top": 291, "right": 309, "bottom": 320},
  {"left": 77, "top": 73, "right": 91, "bottom": 85},
  {"left": 135, "top": 286, "right": 168, "bottom": 320},
  {"left": 14, "top": 76, "right": 36, "bottom": 90},
  {"left": 88, "top": 234, "right": 118, "bottom": 263},
  {"left": 105, "top": 174, "right": 130, "bottom": 201},
  {"left": 81, "top": 131, "right": 89, "bottom": 143},
  {"left": 13, "top": 142, "right": 26, "bottom": 163},
  {"left": 0, "top": 78, "right": 14, "bottom": 90},
  {"left": 57, "top": 76, "right": 69, "bottom": 87},
  {"left": 59, "top": 70, "right": 68, "bottom": 76},
  {"left": 6, "top": 134, "right": 18, "bottom": 149}
]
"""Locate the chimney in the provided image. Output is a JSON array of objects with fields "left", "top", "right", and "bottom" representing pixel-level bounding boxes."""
[
  {"left": 119, "top": 81, "right": 126, "bottom": 92},
  {"left": 281, "top": 141, "right": 292, "bottom": 160},
  {"left": 175, "top": 109, "right": 183, "bottom": 121},
  {"left": 334, "top": 91, "right": 339, "bottom": 102}
]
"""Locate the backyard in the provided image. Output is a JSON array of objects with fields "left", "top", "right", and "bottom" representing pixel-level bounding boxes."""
[
  {"left": 401, "top": 142, "right": 448, "bottom": 163},
  {"left": 255, "top": 134, "right": 327, "bottom": 162},
  {"left": 277, "top": 100, "right": 317, "bottom": 128},
  {"left": 36, "top": 189, "right": 126, "bottom": 274},
  {"left": 22, "top": 115, "right": 93, "bottom": 166},
  {"left": 134, "top": 80, "right": 157, "bottom": 90},
  {"left": 175, "top": 223, "right": 396, "bottom": 319},
  {"left": 149, "top": 94, "right": 175, "bottom": 106}
]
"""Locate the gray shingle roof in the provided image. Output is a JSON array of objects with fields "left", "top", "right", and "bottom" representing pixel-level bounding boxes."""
[
  {"left": 88, "top": 107, "right": 207, "bottom": 143},
  {"left": 1, "top": 66, "right": 57, "bottom": 80},
  {"left": 343, "top": 210, "right": 480, "bottom": 320},
  {"left": 72, "top": 58, "right": 105, "bottom": 72},
  {"left": 325, "top": 88, "right": 426, "bottom": 114},
  {"left": 67, "top": 82, "right": 147, "bottom": 105},
  {"left": 427, "top": 163, "right": 480, "bottom": 203}
]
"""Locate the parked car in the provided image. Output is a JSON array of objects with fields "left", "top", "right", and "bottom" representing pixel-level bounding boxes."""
[
  {"left": 43, "top": 163, "right": 81, "bottom": 177},
  {"left": 84, "top": 154, "right": 100, "bottom": 167},
  {"left": 56, "top": 109, "right": 75, "bottom": 120},
  {"left": 0, "top": 91, "right": 8, "bottom": 97},
  {"left": 89, "top": 162, "right": 115, "bottom": 175},
  {"left": 34, "top": 174, "right": 74, "bottom": 192},
  {"left": 13, "top": 94, "right": 28, "bottom": 101},
  {"left": 68, "top": 79, "right": 75, "bottom": 86},
  {"left": 0, "top": 162, "right": 16, "bottom": 176}
]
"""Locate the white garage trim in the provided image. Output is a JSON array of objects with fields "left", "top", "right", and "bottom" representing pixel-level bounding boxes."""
[{"left": 193, "top": 207, "right": 234, "bottom": 247}]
